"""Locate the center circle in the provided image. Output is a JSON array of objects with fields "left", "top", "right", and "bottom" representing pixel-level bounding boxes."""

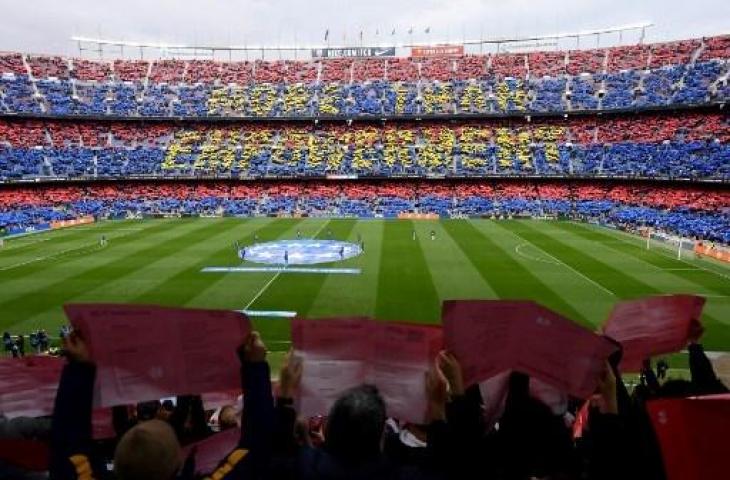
[{"left": 239, "top": 239, "right": 362, "bottom": 265}]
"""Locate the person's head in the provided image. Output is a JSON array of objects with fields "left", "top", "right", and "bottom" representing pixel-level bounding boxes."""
[
  {"left": 114, "top": 419, "right": 181, "bottom": 480},
  {"left": 136, "top": 400, "right": 161, "bottom": 421},
  {"left": 219, "top": 404, "right": 239, "bottom": 430},
  {"left": 658, "top": 379, "right": 694, "bottom": 398},
  {"left": 156, "top": 399, "right": 175, "bottom": 422},
  {"left": 325, "top": 384, "right": 386, "bottom": 464}
]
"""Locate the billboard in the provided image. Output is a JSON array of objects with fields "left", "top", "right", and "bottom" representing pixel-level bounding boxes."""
[
  {"left": 311, "top": 47, "right": 396, "bottom": 58},
  {"left": 411, "top": 45, "right": 464, "bottom": 57},
  {"left": 6, "top": 223, "right": 51, "bottom": 237},
  {"left": 50, "top": 216, "right": 94, "bottom": 230}
]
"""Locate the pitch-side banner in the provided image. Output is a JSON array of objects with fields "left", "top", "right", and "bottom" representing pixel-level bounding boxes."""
[
  {"left": 311, "top": 47, "right": 396, "bottom": 58},
  {"left": 411, "top": 45, "right": 464, "bottom": 57},
  {"left": 64, "top": 304, "right": 251, "bottom": 407}
]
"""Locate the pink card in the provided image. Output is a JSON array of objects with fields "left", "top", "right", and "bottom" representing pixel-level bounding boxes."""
[
  {"left": 603, "top": 295, "right": 706, "bottom": 371},
  {"left": 443, "top": 300, "right": 617, "bottom": 398},
  {"left": 0, "top": 355, "right": 63, "bottom": 418},
  {"left": 64, "top": 304, "right": 251, "bottom": 407},
  {"left": 292, "top": 318, "right": 442, "bottom": 422}
]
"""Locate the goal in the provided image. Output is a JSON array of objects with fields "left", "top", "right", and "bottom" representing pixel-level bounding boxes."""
[{"left": 645, "top": 230, "right": 696, "bottom": 260}]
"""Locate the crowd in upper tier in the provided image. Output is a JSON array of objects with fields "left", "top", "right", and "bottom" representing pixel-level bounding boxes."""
[
  {"left": 0, "top": 35, "right": 729, "bottom": 118},
  {"left": 1, "top": 181, "right": 728, "bottom": 243},
  {"left": 0, "top": 113, "right": 728, "bottom": 181}
]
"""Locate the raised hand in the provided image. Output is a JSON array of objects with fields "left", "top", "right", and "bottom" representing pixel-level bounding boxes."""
[
  {"left": 242, "top": 331, "right": 267, "bottom": 363},
  {"left": 437, "top": 350, "right": 465, "bottom": 396},
  {"left": 62, "top": 330, "right": 91, "bottom": 363},
  {"left": 279, "top": 349, "right": 303, "bottom": 399}
]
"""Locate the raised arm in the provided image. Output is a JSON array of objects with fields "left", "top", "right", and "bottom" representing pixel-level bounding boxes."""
[
  {"left": 49, "top": 332, "right": 103, "bottom": 480},
  {"left": 207, "top": 331, "right": 274, "bottom": 479},
  {"left": 273, "top": 350, "right": 302, "bottom": 455},
  {"left": 688, "top": 324, "right": 728, "bottom": 395}
]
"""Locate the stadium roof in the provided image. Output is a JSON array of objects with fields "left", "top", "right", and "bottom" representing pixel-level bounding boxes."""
[{"left": 0, "top": 0, "right": 728, "bottom": 58}]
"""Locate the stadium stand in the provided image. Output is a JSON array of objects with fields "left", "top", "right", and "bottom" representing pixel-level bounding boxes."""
[
  {"left": 0, "top": 112, "right": 727, "bottom": 180},
  {"left": 1, "top": 25, "right": 729, "bottom": 480},
  {"left": 1, "top": 35, "right": 727, "bottom": 119},
  {"left": 0, "top": 180, "right": 727, "bottom": 242}
]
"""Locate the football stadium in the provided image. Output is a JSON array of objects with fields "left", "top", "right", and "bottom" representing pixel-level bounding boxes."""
[{"left": 0, "top": 1, "right": 729, "bottom": 478}]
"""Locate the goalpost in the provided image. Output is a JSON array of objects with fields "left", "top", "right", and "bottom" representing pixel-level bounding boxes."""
[{"left": 645, "top": 230, "right": 696, "bottom": 260}]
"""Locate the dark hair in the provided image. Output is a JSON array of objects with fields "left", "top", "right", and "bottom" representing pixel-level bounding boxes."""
[
  {"left": 658, "top": 379, "right": 694, "bottom": 398},
  {"left": 136, "top": 400, "right": 161, "bottom": 421},
  {"left": 325, "top": 384, "right": 386, "bottom": 464}
]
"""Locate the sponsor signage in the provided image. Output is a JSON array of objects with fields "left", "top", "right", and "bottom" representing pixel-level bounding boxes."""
[
  {"left": 411, "top": 45, "right": 464, "bottom": 57},
  {"left": 50, "top": 216, "right": 94, "bottom": 230},
  {"left": 311, "top": 47, "right": 396, "bottom": 58},
  {"left": 6, "top": 223, "right": 51, "bottom": 236}
]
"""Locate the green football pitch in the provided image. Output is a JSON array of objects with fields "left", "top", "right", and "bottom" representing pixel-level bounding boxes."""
[{"left": 1, "top": 218, "right": 729, "bottom": 364}]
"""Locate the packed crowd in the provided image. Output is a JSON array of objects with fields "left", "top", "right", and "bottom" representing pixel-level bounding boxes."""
[
  {"left": 0, "top": 180, "right": 728, "bottom": 243},
  {"left": 1, "top": 313, "right": 727, "bottom": 479},
  {"left": 0, "top": 35, "right": 728, "bottom": 118},
  {"left": 0, "top": 113, "right": 728, "bottom": 180}
]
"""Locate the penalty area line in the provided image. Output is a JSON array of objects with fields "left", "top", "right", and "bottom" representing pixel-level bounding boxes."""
[
  {"left": 514, "top": 242, "right": 560, "bottom": 266},
  {"left": 500, "top": 225, "right": 616, "bottom": 297}
]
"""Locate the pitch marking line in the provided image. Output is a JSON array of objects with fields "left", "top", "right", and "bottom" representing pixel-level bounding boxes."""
[
  {"left": 242, "top": 221, "right": 330, "bottom": 311},
  {"left": 587, "top": 224, "right": 730, "bottom": 282},
  {"left": 236, "top": 310, "right": 297, "bottom": 318},
  {"left": 504, "top": 226, "right": 616, "bottom": 297},
  {"left": 514, "top": 243, "right": 560, "bottom": 266},
  {"left": 72, "top": 227, "right": 145, "bottom": 231},
  {"left": 202, "top": 266, "right": 361, "bottom": 274},
  {"left": 1, "top": 237, "right": 51, "bottom": 251},
  {"left": 0, "top": 228, "right": 149, "bottom": 272},
  {"left": 0, "top": 244, "right": 102, "bottom": 271}
]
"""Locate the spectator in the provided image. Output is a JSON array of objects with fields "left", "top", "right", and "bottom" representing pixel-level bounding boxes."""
[
  {"left": 38, "top": 330, "right": 49, "bottom": 352},
  {"left": 15, "top": 335, "right": 25, "bottom": 357},
  {"left": 2, "top": 332, "right": 12, "bottom": 354},
  {"left": 28, "top": 332, "right": 39, "bottom": 354},
  {"left": 49, "top": 330, "right": 274, "bottom": 479}
]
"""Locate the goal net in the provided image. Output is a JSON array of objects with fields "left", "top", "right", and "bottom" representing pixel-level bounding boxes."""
[{"left": 645, "top": 230, "right": 696, "bottom": 260}]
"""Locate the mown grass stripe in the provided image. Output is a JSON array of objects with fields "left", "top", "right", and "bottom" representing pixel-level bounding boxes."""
[
  {"left": 219, "top": 219, "right": 356, "bottom": 349},
  {"left": 306, "top": 219, "right": 384, "bottom": 320},
  {"left": 375, "top": 220, "right": 446, "bottom": 325},
  {"left": 251, "top": 219, "right": 358, "bottom": 316},
  {"left": 0, "top": 219, "right": 180, "bottom": 295},
  {"left": 0, "top": 219, "right": 212, "bottom": 330},
  {"left": 66, "top": 218, "right": 249, "bottom": 305},
  {"left": 0, "top": 220, "right": 159, "bottom": 282},
  {"left": 504, "top": 220, "right": 730, "bottom": 350},
  {"left": 0, "top": 221, "right": 146, "bottom": 269},
  {"left": 482, "top": 220, "right": 616, "bottom": 324},
  {"left": 443, "top": 219, "right": 588, "bottom": 325},
  {"left": 562, "top": 222, "right": 730, "bottom": 297},
  {"left": 134, "top": 218, "right": 296, "bottom": 306},
  {"left": 415, "top": 220, "right": 498, "bottom": 300}
]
